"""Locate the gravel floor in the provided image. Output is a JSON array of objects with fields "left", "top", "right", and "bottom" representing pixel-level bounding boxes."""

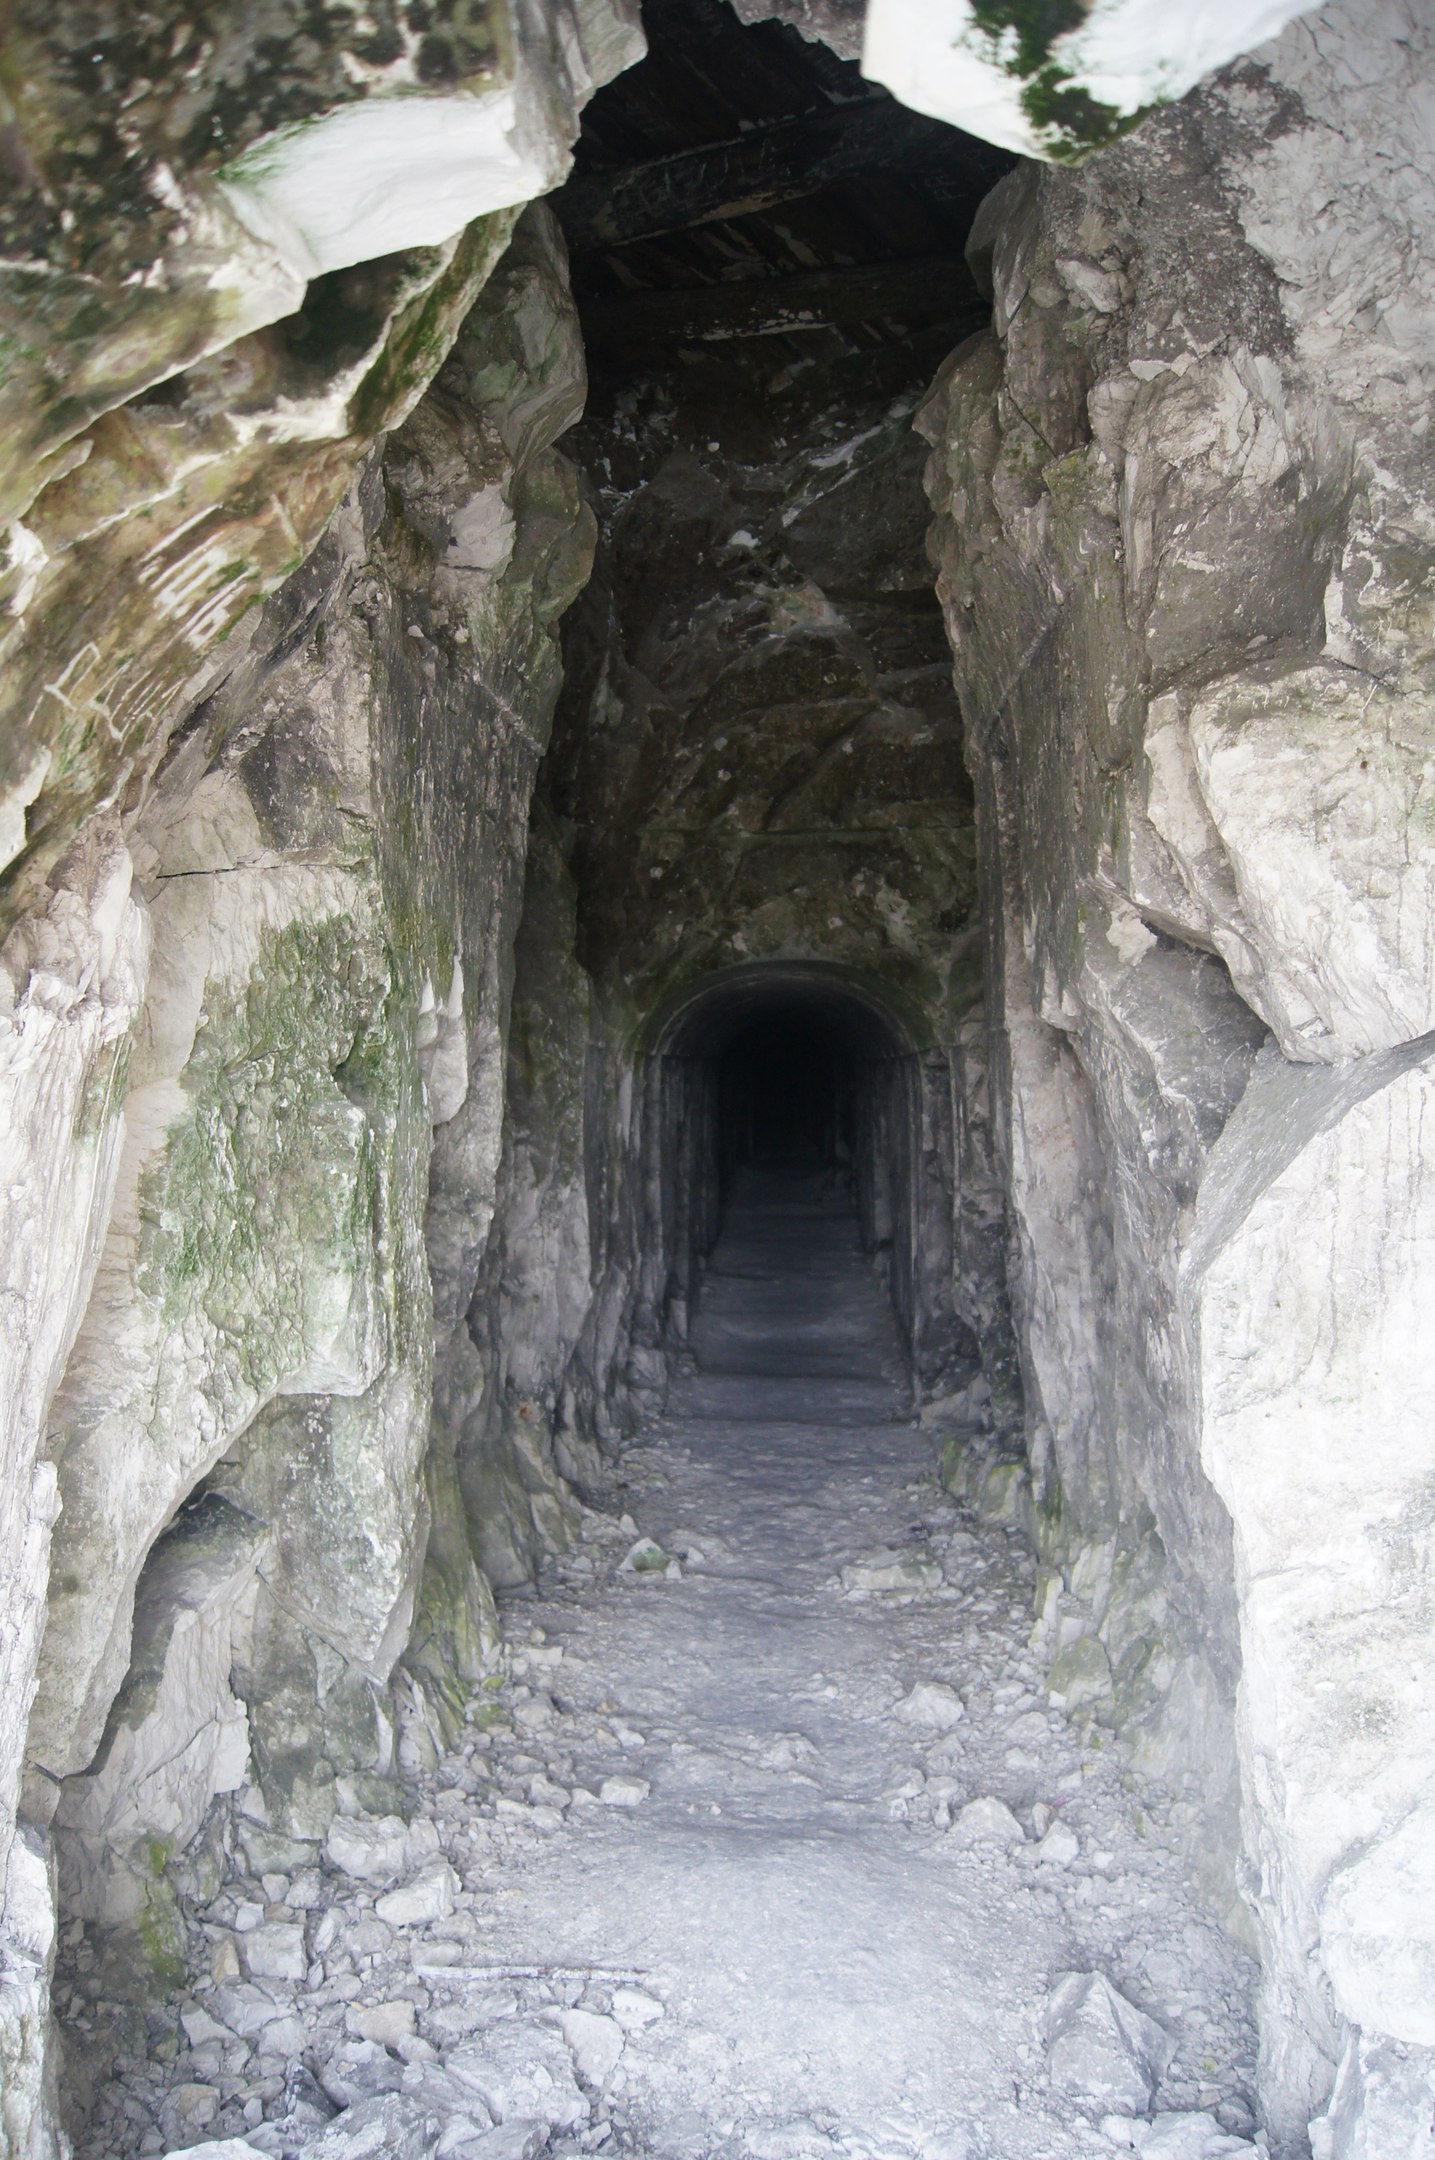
[{"left": 63, "top": 1171, "right": 1260, "bottom": 2160}]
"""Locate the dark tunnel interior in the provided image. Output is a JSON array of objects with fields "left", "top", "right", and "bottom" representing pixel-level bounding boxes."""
[
  {"left": 646, "top": 969, "right": 926, "bottom": 1373},
  {"left": 717, "top": 1011, "right": 856, "bottom": 1185}
]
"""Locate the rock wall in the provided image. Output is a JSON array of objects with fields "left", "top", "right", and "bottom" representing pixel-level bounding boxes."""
[
  {"left": 0, "top": 0, "right": 640, "bottom": 931},
  {"left": 0, "top": 2, "right": 646, "bottom": 2136},
  {"left": 917, "top": 3, "right": 1435, "bottom": 2151},
  {"left": 4, "top": 6, "right": 1435, "bottom": 2159},
  {"left": 0, "top": 193, "right": 601, "bottom": 2155}
]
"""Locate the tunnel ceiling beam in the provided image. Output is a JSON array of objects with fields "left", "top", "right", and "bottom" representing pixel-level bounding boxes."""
[
  {"left": 583, "top": 255, "right": 985, "bottom": 345},
  {"left": 561, "top": 99, "right": 958, "bottom": 248}
]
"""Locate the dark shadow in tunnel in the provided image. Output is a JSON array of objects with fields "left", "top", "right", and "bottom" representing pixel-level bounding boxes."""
[
  {"left": 718, "top": 1008, "right": 855, "bottom": 1181},
  {"left": 638, "top": 965, "right": 928, "bottom": 1391}
]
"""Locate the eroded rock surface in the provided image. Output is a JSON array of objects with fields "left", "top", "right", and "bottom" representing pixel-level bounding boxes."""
[{"left": 918, "top": 4, "right": 1435, "bottom": 2148}]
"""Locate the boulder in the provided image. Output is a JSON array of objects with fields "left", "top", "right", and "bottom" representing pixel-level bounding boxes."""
[
  {"left": 895, "top": 1682, "right": 965, "bottom": 1731},
  {"left": 375, "top": 1859, "right": 459, "bottom": 1927},
  {"left": 1044, "top": 1971, "right": 1174, "bottom": 2115}
]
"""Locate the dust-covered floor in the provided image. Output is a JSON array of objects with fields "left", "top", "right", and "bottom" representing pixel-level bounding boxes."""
[{"left": 70, "top": 1172, "right": 1261, "bottom": 2160}]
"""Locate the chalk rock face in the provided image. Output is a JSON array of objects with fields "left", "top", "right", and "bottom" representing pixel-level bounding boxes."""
[
  {"left": 1309, "top": 2031, "right": 1435, "bottom": 2160},
  {"left": 1189, "top": 1040, "right": 1435, "bottom": 2063},
  {"left": 16, "top": 206, "right": 594, "bottom": 1964},
  {"left": 0, "top": 827, "right": 150, "bottom": 1889},
  {"left": 919, "top": 4, "right": 1435, "bottom": 2148},
  {"left": 0, "top": 0, "right": 639, "bottom": 933},
  {"left": 54, "top": 1496, "right": 270, "bottom": 1928},
  {"left": 0, "top": 823, "right": 150, "bottom": 2159}
]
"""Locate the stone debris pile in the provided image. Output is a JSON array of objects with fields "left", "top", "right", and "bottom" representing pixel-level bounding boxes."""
[{"left": 66, "top": 1345, "right": 1259, "bottom": 2160}]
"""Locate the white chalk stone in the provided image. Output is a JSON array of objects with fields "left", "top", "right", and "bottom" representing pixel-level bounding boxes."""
[
  {"left": 600, "top": 1774, "right": 650, "bottom": 1808},
  {"left": 895, "top": 1682, "right": 966, "bottom": 1731},
  {"left": 161, "top": 2142, "right": 270, "bottom": 2160},
  {"left": 1045, "top": 1972, "right": 1174, "bottom": 2116},
  {"left": 456, "top": 2125, "right": 550, "bottom": 2160},
  {"left": 243, "top": 1922, "right": 307, "bottom": 1983},
  {"left": 375, "top": 1859, "right": 459, "bottom": 1927},
  {"left": 610, "top": 1987, "right": 665, "bottom": 2032},
  {"left": 561, "top": 2007, "right": 624, "bottom": 2087},
  {"left": 296, "top": 2091, "right": 439, "bottom": 2158},
  {"left": 347, "top": 1999, "right": 418, "bottom": 2049},
  {"left": 950, "top": 1798, "right": 1025, "bottom": 1847},
  {"left": 1036, "top": 1822, "right": 1081, "bottom": 1868},
  {"left": 326, "top": 1815, "right": 411, "bottom": 1887},
  {"left": 434, "top": 2026, "right": 587, "bottom": 2131},
  {"left": 1139, "top": 2113, "right": 1255, "bottom": 2158},
  {"left": 841, "top": 1549, "right": 943, "bottom": 1594}
]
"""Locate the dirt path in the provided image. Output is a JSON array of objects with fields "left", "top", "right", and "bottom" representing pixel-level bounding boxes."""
[
  {"left": 439, "top": 1175, "right": 1260, "bottom": 2160},
  {"left": 83, "top": 1175, "right": 1260, "bottom": 2160}
]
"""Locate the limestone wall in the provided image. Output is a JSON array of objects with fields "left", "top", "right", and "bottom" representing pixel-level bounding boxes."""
[
  {"left": 0, "top": 195, "right": 602, "bottom": 2155},
  {"left": 917, "top": 5, "right": 1435, "bottom": 2150}
]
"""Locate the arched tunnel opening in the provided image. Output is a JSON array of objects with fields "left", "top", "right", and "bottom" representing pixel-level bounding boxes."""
[
  {"left": 3, "top": 3, "right": 1432, "bottom": 2159},
  {"left": 643, "top": 969, "right": 928, "bottom": 1401}
]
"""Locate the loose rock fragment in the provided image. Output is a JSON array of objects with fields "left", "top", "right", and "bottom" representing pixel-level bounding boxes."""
[
  {"left": 561, "top": 2007, "right": 625, "bottom": 2087},
  {"left": 1045, "top": 1971, "right": 1175, "bottom": 2114},
  {"left": 325, "top": 1815, "right": 412, "bottom": 1887},
  {"left": 610, "top": 1987, "right": 665, "bottom": 2032},
  {"left": 243, "top": 1921, "right": 307, "bottom": 1982},
  {"left": 1035, "top": 1821, "right": 1080, "bottom": 1867},
  {"left": 161, "top": 2143, "right": 269, "bottom": 2160},
  {"left": 895, "top": 1681, "right": 966, "bottom": 1730},
  {"left": 436, "top": 2026, "right": 588, "bottom": 2130},
  {"left": 620, "top": 1538, "right": 671, "bottom": 1574},
  {"left": 347, "top": 2000, "right": 418, "bottom": 2049},
  {"left": 841, "top": 1549, "right": 943, "bottom": 1594},
  {"left": 600, "top": 1774, "right": 650, "bottom": 1807},
  {"left": 1101, "top": 2113, "right": 1255, "bottom": 2157},
  {"left": 949, "top": 1797, "right": 1024, "bottom": 1846},
  {"left": 453, "top": 2124, "right": 551, "bottom": 2160},
  {"left": 159, "top": 2085, "right": 220, "bottom": 2147},
  {"left": 375, "top": 1859, "right": 459, "bottom": 1926},
  {"left": 296, "top": 2092, "right": 441, "bottom": 2158}
]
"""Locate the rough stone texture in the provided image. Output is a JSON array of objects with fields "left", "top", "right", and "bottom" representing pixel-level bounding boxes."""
[
  {"left": 54, "top": 1496, "right": 270, "bottom": 1930},
  {"left": 2, "top": 7, "right": 1433, "bottom": 2159},
  {"left": 1044, "top": 1969, "right": 1175, "bottom": 2116},
  {"left": 0, "top": 828, "right": 151, "bottom": 1891},
  {"left": 918, "top": 4, "right": 1435, "bottom": 2151},
  {"left": 0, "top": 0, "right": 639, "bottom": 827},
  {"left": 0, "top": 0, "right": 639, "bottom": 921},
  {"left": 1188, "top": 1038, "right": 1435, "bottom": 2099},
  {"left": 727, "top": 0, "right": 865, "bottom": 59},
  {"left": 0, "top": 3, "right": 635, "bottom": 2097},
  {"left": 0, "top": 825, "right": 151, "bottom": 2158},
  {"left": 446, "top": 814, "right": 595, "bottom": 1595},
  {"left": 0, "top": 204, "right": 597, "bottom": 2160}
]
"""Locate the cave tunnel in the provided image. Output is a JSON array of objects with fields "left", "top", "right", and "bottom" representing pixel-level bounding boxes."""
[
  {"left": 645, "top": 968, "right": 926, "bottom": 1393},
  {"left": 4, "top": 1, "right": 1432, "bottom": 2158}
]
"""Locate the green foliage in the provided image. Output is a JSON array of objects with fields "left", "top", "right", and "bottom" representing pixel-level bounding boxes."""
[
  {"left": 967, "top": 0, "right": 1149, "bottom": 158},
  {"left": 969, "top": 0, "right": 1084, "bottom": 76}
]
